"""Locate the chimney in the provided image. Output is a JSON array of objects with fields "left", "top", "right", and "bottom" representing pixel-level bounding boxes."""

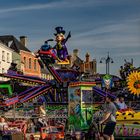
[
  {"left": 20, "top": 36, "right": 27, "bottom": 47},
  {"left": 73, "top": 49, "right": 79, "bottom": 62},
  {"left": 73, "top": 49, "right": 79, "bottom": 57}
]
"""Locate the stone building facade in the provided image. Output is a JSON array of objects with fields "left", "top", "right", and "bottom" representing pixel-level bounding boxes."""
[{"left": 70, "top": 49, "right": 97, "bottom": 74}]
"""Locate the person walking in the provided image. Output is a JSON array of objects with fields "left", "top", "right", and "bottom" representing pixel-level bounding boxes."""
[{"left": 99, "top": 95, "right": 117, "bottom": 140}]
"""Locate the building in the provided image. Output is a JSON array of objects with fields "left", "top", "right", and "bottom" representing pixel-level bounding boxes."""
[
  {"left": 0, "top": 35, "right": 41, "bottom": 77},
  {"left": 0, "top": 41, "right": 13, "bottom": 80},
  {"left": 41, "top": 68, "right": 54, "bottom": 80},
  {"left": 70, "top": 49, "right": 97, "bottom": 74},
  {"left": 82, "top": 52, "right": 97, "bottom": 74}
]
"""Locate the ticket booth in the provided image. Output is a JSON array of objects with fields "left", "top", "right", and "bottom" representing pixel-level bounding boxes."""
[{"left": 68, "top": 81, "right": 96, "bottom": 130}]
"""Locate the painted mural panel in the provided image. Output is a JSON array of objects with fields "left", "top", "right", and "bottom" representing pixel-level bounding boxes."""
[
  {"left": 81, "top": 86, "right": 93, "bottom": 128},
  {"left": 68, "top": 85, "right": 94, "bottom": 130},
  {"left": 68, "top": 86, "right": 83, "bottom": 130}
]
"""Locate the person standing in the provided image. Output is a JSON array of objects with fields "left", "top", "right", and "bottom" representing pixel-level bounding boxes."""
[
  {"left": 113, "top": 97, "right": 121, "bottom": 110},
  {"left": 99, "top": 96, "right": 117, "bottom": 140}
]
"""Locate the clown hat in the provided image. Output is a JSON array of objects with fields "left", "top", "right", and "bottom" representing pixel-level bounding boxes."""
[{"left": 54, "top": 26, "right": 65, "bottom": 36}]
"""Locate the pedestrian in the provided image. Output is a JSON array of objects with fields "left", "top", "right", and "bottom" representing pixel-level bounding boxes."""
[
  {"left": 118, "top": 96, "right": 127, "bottom": 110},
  {"left": 30, "top": 120, "right": 36, "bottom": 133},
  {"left": 99, "top": 95, "right": 117, "bottom": 140},
  {"left": 113, "top": 97, "right": 121, "bottom": 110}
]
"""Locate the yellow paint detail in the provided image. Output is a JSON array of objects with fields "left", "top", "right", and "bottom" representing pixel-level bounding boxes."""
[
  {"left": 116, "top": 109, "right": 140, "bottom": 124},
  {"left": 57, "top": 59, "right": 70, "bottom": 65}
]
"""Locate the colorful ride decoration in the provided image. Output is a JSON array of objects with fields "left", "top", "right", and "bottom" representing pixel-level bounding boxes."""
[
  {"left": 116, "top": 108, "right": 140, "bottom": 124},
  {"left": 68, "top": 82, "right": 96, "bottom": 130},
  {"left": 53, "top": 26, "right": 71, "bottom": 64},
  {"left": 114, "top": 124, "right": 140, "bottom": 137},
  {"left": 127, "top": 71, "right": 140, "bottom": 95},
  {"left": 37, "top": 39, "right": 57, "bottom": 65},
  {"left": 37, "top": 27, "right": 71, "bottom": 65},
  {"left": 102, "top": 74, "right": 113, "bottom": 89},
  {"left": 0, "top": 84, "right": 13, "bottom": 96}
]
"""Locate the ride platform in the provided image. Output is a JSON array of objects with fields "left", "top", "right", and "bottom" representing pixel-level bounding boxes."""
[{"left": 57, "top": 59, "right": 70, "bottom": 65}]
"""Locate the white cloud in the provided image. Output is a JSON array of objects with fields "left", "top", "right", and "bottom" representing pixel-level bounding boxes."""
[
  {"left": 0, "top": 0, "right": 130, "bottom": 14},
  {"left": 74, "top": 17, "right": 140, "bottom": 38},
  {"left": 71, "top": 17, "right": 140, "bottom": 50},
  {"left": 0, "top": 0, "right": 99, "bottom": 14},
  {"left": 0, "top": 3, "right": 54, "bottom": 13}
]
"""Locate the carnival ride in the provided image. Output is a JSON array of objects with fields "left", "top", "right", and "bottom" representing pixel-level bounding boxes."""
[
  {"left": 0, "top": 27, "right": 140, "bottom": 140},
  {"left": 0, "top": 41, "right": 80, "bottom": 111},
  {"left": 0, "top": 34, "right": 140, "bottom": 139}
]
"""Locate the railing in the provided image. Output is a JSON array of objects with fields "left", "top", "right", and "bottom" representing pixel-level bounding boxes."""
[
  {"left": 0, "top": 104, "right": 68, "bottom": 121},
  {"left": 126, "top": 101, "right": 140, "bottom": 111}
]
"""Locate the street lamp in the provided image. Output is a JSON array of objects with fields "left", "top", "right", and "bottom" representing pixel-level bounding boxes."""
[{"left": 100, "top": 52, "right": 114, "bottom": 74}]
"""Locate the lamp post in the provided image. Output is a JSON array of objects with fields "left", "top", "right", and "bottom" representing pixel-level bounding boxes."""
[{"left": 100, "top": 52, "right": 114, "bottom": 74}]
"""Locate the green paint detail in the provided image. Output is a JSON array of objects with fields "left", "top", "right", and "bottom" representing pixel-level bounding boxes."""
[
  {"left": 103, "top": 74, "right": 112, "bottom": 80},
  {"left": 0, "top": 84, "right": 13, "bottom": 96},
  {"left": 46, "top": 105, "right": 67, "bottom": 110}
]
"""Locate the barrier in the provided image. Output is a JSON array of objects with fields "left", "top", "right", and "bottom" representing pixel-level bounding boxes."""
[{"left": 115, "top": 124, "right": 140, "bottom": 137}]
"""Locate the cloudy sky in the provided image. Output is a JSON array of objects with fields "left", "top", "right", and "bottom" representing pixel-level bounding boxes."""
[{"left": 0, "top": 0, "right": 140, "bottom": 76}]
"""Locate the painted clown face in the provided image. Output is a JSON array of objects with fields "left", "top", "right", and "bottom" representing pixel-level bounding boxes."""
[
  {"left": 56, "top": 33, "right": 65, "bottom": 42},
  {"left": 104, "top": 79, "right": 111, "bottom": 87},
  {"left": 103, "top": 74, "right": 113, "bottom": 89}
]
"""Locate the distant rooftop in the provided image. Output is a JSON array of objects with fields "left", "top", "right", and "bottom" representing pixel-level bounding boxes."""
[{"left": 0, "top": 35, "right": 31, "bottom": 53}]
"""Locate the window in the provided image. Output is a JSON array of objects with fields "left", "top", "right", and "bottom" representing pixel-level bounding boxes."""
[
  {"left": 23, "top": 57, "right": 26, "bottom": 68},
  {"left": 2, "top": 51, "right": 5, "bottom": 61},
  {"left": 29, "top": 58, "right": 32, "bottom": 69},
  {"left": 2, "top": 68, "right": 5, "bottom": 73},
  {"left": 34, "top": 59, "right": 37, "bottom": 70},
  {"left": 7, "top": 53, "right": 10, "bottom": 63}
]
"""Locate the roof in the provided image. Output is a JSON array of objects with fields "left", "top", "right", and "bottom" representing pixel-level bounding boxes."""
[
  {"left": 0, "top": 35, "right": 31, "bottom": 53},
  {"left": 0, "top": 42, "right": 13, "bottom": 52},
  {"left": 41, "top": 68, "right": 50, "bottom": 74},
  {"left": 74, "top": 56, "right": 83, "bottom": 64}
]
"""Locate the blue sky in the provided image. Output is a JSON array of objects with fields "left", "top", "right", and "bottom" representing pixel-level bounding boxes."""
[{"left": 0, "top": 0, "right": 140, "bottom": 76}]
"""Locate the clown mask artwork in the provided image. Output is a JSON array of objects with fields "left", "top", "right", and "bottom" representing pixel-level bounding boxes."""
[{"left": 102, "top": 74, "right": 113, "bottom": 90}]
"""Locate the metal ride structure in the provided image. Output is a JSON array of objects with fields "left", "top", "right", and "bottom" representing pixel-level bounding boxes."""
[
  {"left": 0, "top": 41, "right": 80, "bottom": 115},
  {"left": 3, "top": 39, "right": 137, "bottom": 139},
  {"left": 0, "top": 38, "right": 117, "bottom": 124}
]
